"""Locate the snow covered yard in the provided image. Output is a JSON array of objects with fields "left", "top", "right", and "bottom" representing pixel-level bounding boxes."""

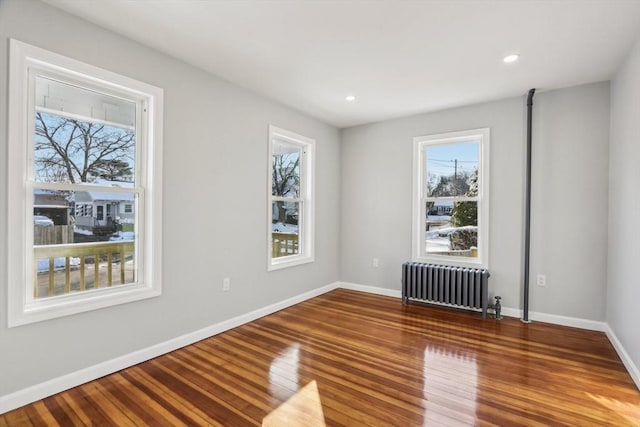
[
  {"left": 425, "top": 217, "right": 477, "bottom": 254},
  {"left": 272, "top": 222, "right": 298, "bottom": 234}
]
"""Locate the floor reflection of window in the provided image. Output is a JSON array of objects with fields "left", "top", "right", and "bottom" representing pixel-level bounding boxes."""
[
  {"left": 269, "top": 344, "right": 300, "bottom": 401},
  {"left": 423, "top": 346, "right": 478, "bottom": 425}
]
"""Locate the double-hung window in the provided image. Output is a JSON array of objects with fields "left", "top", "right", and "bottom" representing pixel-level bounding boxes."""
[
  {"left": 7, "top": 39, "right": 163, "bottom": 326},
  {"left": 412, "top": 128, "right": 490, "bottom": 268},
  {"left": 267, "top": 126, "right": 315, "bottom": 270}
]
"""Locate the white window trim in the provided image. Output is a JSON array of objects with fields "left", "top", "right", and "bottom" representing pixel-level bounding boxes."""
[
  {"left": 412, "top": 128, "right": 490, "bottom": 269},
  {"left": 267, "top": 125, "right": 315, "bottom": 271},
  {"left": 7, "top": 39, "right": 163, "bottom": 327}
]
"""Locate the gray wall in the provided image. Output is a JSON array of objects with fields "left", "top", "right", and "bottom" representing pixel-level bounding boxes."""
[
  {"left": 529, "top": 83, "right": 610, "bottom": 320},
  {"left": 608, "top": 39, "right": 640, "bottom": 372},
  {"left": 340, "top": 82, "right": 610, "bottom": 320},
  {"left": 0, "top": 0, "right": 340, "bottom": 396}
]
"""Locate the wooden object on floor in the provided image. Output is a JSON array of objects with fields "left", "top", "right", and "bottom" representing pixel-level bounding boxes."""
[{"left": 2, "top": 289, "right": 639, "bottom": 426}]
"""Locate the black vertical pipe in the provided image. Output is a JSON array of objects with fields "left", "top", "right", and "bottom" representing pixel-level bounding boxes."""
[{"left": 522, "top": 88, "right": 535, "bottom": 323}]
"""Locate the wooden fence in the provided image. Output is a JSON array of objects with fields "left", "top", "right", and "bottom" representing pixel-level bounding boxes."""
[{"left": 34, "top": 225, "right": 74, "bottom": 245}]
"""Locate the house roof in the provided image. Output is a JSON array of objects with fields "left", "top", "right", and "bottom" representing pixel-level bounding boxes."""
[
  {"left": 71, "top": 179, "right": 135, "bottom": 202},
  {"left": 83, "top": 192, "right": 134, "bottom": 202}
]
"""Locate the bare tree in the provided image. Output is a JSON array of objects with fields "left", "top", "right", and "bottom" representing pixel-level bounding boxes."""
[
  {"left": 35, "top": 112, "right": 135, "bottom": 183},
  {"left": 272, "top": 154, "right": 299, "bottom": 197}
]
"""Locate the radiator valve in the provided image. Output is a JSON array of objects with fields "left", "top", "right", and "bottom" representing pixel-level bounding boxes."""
[{"left": 493, "top": 296, "right": 503, "bottom": 320}]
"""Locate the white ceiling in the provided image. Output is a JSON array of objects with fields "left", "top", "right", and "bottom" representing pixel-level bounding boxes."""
[{"left": 42, "top": 0, "right": 640, "bottom": 128}]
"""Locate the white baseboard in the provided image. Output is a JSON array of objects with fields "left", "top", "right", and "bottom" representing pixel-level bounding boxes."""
[
  {"left": 338, "top": 282, "right": 606, "bottom": 331},
  {"left": 605, "top": 325, "right": 640, "bottom": 390},
  {"left": 501, "top": 307, "right": 606, "bottom": 332},
  {"left": 0, "top": 282, "right": 340, "bottom": 415},
  {"left": 338, "top": 281, "right": 401, "bottom": 298}
]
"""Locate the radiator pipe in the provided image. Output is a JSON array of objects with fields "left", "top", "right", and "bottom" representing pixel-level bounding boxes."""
[{"left": 522, "top": 89, "right": 535, "bottom": 323}]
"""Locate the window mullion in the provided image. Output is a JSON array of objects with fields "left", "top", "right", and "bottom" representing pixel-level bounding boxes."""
[{"left": 272, "top": 196, "right": 303, "bottom": 203}]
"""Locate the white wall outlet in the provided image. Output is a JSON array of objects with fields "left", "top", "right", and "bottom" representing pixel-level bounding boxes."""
[
  {"left": 373, "top": 258, "right": 379, "bottom": 268},
  {"left": 537, "top": 274, "right": 546, "bottom": 287},
  {"left": 223, "top": 277, "right": 230, "bottom": 291}
]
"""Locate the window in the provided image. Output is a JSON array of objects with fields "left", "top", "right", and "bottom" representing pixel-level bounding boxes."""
[
  {"left": 124, "top": 203, "right": 133, "bottom": 214},
  {"left": 7, "top": 39, "right": 163, "bottom": 326},
  {"left": 267, "top": 126, "right": 315, "bottom": 270},
  {"left": 412, "top": 128, "right": 490, "bottom": 268}
]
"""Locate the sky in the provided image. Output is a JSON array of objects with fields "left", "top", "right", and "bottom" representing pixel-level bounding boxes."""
[{"left": 426, "top": 141, "right": 479, "bottom": 179}]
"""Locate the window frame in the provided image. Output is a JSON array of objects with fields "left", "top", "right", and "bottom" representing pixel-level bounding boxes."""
[
  {"left": 267, "top": 125, "right": 315, "bottom": 271},
  {"left": 7, "top": 39, "right": 164, "bottom": 327},
  {"left": 412, "top": 128, "right": 490, "bottom": 268}
]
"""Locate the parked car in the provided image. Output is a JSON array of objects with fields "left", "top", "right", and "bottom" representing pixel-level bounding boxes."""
[{"left": 33, "top": 215, "right": 54, "bottom": 227}]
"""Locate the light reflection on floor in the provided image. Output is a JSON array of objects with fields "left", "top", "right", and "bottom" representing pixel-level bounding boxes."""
[
  {"left": 423, "top": 345, "right": 478, "bottom": 425},
  {"left": 262, "top": 380, "right": 326, "bottom": 427},
  {"left": 269, "top": 344, "right": 300, "bottom": 401},
  {"left": 586, "top": 392, "right": 640, "bottom": 425}
]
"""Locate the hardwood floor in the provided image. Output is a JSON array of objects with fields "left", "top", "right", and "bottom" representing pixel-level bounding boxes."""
[{"left": 2, "top": 289, "right": 639, "bottom": 426}]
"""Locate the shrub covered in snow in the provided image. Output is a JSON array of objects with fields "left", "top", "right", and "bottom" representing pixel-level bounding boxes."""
[{"left": 449, "top": 227, "right": 477, "bottom": 251}]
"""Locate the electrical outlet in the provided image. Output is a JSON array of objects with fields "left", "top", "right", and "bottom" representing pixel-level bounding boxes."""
[
  {"left": 223, "top": 277, "right": 230, "bottom": 291},
  {"left": 537, "top": 274, "right": 546, "bottom": 287},
  {"left": 373, "top": 258, "right": 379, "bottom": 268}
]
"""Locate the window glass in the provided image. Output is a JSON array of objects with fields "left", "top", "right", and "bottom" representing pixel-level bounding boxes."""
[
  {"left": 31, "top": 78, "right": 139, "bottom": 300},
  {"left": 272, "top": 142, "right": 300, "bottom": 197},
  {"left": 34, "top": 78, "right": 136, "bottom": 184},
  {"left": 425, "top": 141, "right": 479, "bottom": 257}
]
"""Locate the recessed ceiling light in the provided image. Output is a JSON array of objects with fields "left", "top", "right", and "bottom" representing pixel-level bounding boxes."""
[
  {"left": 345, "top": 95, "right": 356, "bottom": 102},
  {"left": 503, "top": 54, "right": 520, "bottom": 63}
]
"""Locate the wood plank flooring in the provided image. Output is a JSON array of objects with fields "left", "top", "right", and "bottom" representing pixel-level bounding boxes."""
[{"left": 2, "top": 289, "right": 639, "bottom": 426}]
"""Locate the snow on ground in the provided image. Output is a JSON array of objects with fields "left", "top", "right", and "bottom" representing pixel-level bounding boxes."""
[
  {"left": 426, "top": 225, "right": 477, "bottom": 239},
  {"left": 426, "top": 223, "right": 477, "bottom": 253},
  {"left": 110, "top": 231, "right": 135, "bottom": 241},
  {"left": 272, "top": 222, "right": 298, "bottom": 233},
  {"left": 74, "top": 227, "right": 93, "bottom": 236},
  {"left": 426, "top": 237, "right": 451, "bottom": 252},
  {"left": 427, "top": 215, "right": 452, "bottom": 221},
  {"left": 37, "top": 257, "right": 80, "bottom": 272}
]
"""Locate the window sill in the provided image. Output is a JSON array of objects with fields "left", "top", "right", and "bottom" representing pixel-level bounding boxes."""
[
  {"left": 9, "top": 284, "right": 160, "bottom": 327},
  {"left": 412, "top": 255, "right": 487, "bottom": 270},
  {"left": 268, "top": 255, "right": 314, "bottom": 271}
]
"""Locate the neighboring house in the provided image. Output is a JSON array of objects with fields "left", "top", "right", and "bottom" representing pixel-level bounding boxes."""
[
  {"left": 72, "top": 180, "right": 134, "bottom": 231},
  {"left": 428, "top": 200, "right": 454, "bottom": 217},
  {"left": 33, "top": 189, "right": 70, "bottom": 226}
]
